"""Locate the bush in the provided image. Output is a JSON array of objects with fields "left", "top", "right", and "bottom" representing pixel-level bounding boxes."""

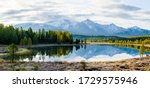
[
  {"left": 0, "top": 58, "right": 4, "bottom": 62},
  {"left": 80, "top": 61, "right": 87, "bottom": 70},
  {"left": 16, "top": 49, "right": 31, "bottom": 56},
  {"left": 33, "top": 63, "right": 40, "bottom": 71}
]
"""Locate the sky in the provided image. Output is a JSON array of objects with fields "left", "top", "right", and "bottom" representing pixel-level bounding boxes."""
[{"left": 0, "top": 0, "right": 150, "bottom": 29}]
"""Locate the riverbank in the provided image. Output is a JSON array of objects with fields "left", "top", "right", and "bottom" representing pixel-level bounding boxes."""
[
  {"left": 0, "top": 42, "right": 149, "bottom": 54},
  {"left": 0, "top": 56, "right": 149, "bottom": 71},
  {"left": 0, "top": 46, "right": 30, "bottom": 55},
  {"left": 87, "top": 42, "right": 150, "bottom": 47},
  {"left": 30, "top": 44, "right": 87, "bottom": 48},
  {"left": 0, "top": 44, "right": 87, "bottom": 54}
]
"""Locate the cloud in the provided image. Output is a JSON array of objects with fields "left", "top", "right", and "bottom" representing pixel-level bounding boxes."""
[
  {"left": 118, "top": 4, "right": 141, "bottom": 11},
  {"left": 102, "top": 9, "right": 150, "bottom": 23},
  {"left": 106, "top": 4, "right": 141, "bottom": 11},
  {"left": 0, "top": 0, "right": 150, "bottom": 29},
  {"left": 70, "top": 13, "right": 97, "bottom": 17},
  {"left": 3, "top": 9, "right": 31, "bottom": 15},
  {"left": 104, "top": 12, "right": 134, "bottom": 19}
]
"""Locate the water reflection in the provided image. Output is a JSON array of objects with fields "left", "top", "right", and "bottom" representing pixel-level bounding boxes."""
[
  {"left": 20, "top": 44, "right": 150, "bottom": 62},
  {"left": 31, "top": 46, "right": 74, "bottom": 57}
]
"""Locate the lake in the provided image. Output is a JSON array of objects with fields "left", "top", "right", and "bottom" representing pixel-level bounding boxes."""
[{"left": 20, "top": 44, "right": 150, "bottom": 62}]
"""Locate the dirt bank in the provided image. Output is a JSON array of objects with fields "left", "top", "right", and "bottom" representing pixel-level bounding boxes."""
[{"left": 0, "top": 57, "right": 149, "bottom": 71}]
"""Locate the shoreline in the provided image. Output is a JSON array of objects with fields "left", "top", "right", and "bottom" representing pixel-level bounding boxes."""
[
  {"left": 30, "top": 43, "right": 88, "bottom": 48},
  {"left": 0, "top": 43, "right": 149, "bottom": 71},
  {"left": 0, "top": 44, "right": 87, "bottom": 54},
  {"left": 0, "top": 43, "right": 149, "bottom": 58},
  {"left": 0, "top": 56, "right": 149, "bottom": 71},
  {"left": 1, "top": 42, "right": 150, "bottom": 48},
  {"left": 87, "top": 42, "right": 150, "bottom": 47}
]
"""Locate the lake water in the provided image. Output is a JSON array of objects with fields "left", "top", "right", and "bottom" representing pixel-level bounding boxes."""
[{"left": 22, "top": 44, "right": 150, "bottom": 62}]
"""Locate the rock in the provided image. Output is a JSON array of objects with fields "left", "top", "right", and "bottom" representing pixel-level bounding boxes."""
[{"left": 120, "top": 64, "right": 129, "bottom": 69}]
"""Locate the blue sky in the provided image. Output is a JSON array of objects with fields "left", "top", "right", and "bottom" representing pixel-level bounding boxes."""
[{"left": 0, "top": 0, "right": 150, "bottom": 29}]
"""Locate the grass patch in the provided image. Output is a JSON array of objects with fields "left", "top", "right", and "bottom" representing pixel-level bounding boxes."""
[
  {"left": 11, "top": 65, "right": 26, "bottom": 71},
  {"left": 33, "top": 63, "right": 40, "bottom": 71},
  {"left": 0, "top": 58, "right": 4, "bottom": 62},
  {"left": 0, "top": 48, "right": 32, "bottom": 62},
  {"left": 16, "top": 49, "right": 32, "bottom": 56},
  {"left": 62, "top": 60, "right": 67, "bottom": 64}
]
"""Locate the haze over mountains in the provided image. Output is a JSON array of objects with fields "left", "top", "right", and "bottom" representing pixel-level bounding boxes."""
[{"left": 14, "top": 19, "right": 150, "bottom": 36}]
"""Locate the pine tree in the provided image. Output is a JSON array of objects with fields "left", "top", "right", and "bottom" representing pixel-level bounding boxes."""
[
  {"left": 33, "top": 35, "right": 38, "bottom": 44},
  {"left": 8, "top": 43, "right": 18, "bottom": 62},
  {"left": 28, "top": 38, "right": 32, "bottom": 48},
  {"left": 20, "top": 39, "right": 23, "bottom": 47},
  {"left": 23, "top": 37, "right": 28, "bottom": 45},
  {"left": 139, "top": 42, "right": 145, "bottom": 58}
]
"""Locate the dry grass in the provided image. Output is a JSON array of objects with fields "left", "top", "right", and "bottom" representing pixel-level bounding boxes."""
[{"left": 0, "top": 57, "right": 149, "bottom": 71}]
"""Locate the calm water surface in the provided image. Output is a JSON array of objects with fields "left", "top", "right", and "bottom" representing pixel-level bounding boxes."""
[{"left": 22, "top": 44, "right": 150, "bottom": 62}]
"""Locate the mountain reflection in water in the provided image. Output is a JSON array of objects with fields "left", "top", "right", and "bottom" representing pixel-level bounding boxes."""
[{"left": 20, "top": 45, "right": 150, "bottom": 62}]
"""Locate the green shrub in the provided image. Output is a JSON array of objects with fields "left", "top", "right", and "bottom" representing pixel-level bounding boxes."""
[
  {"left": 80, "top": 61, "right": 87, "bottom": 70},
  {"left": 0, "top": 58, "right": 4, "bottom": 62},
  {"left": 33, "top": 63, "right": 40, "bottom": 71},
  {"left": 16, "top": 49, "right": 31, "bottom": 56}
]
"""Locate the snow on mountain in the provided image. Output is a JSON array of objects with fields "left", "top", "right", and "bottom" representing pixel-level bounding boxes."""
[
  {"left": 14, "top": 19, "right": 150, "bottom": 36},
  {"left": 47, "top": 19, "right": 76, "bottom": 28},
  {"left": 116, "top": 26, "right": 150, "bottom": 36},
  {"left": 103, "top": 24, "right": 125, "bottom": 34},
  {"left": 15, "top": 23, "right": 56, "bottom": 31}
]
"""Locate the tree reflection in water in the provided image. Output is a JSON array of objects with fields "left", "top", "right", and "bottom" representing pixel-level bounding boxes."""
[
  {"left": 2, "top": 45, "right": 86, "bottom": 61},
  {"left": 31, "top": 46, "right": 74, "bottom": 57},
  {"left": 28, "top": 45, "right": 87, "bottom": 61}
]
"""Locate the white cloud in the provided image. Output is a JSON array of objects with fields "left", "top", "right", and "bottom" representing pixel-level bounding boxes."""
[{"left": 0, "top": 0, "right": 150, "bottom": 29}]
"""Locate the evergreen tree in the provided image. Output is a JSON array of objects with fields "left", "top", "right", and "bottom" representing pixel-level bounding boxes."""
[
  {"left": 139, "top": 42, "right": 145, "bottom": 58},
  {"left": 23, "top": 37, "right": 28, "bottom": 45},
  {"left": 84, "top": 39, "right": 87, "bottom": 44},
  {"left": 33, "top": 35, "right": 38, "bottom": 44},
  {"left": 20, "top": 39, "right": 23, "bottom": 47},
  {"left": 28, "top": 38, "right": 32, "bottom": 48},
  {"left": 0, "top": 23, "right": 74, "bottom": 45},
  {"left": 8, "top": 43, "right": 18, "bottom": 55},
  {"left": 8, "top": 43, "right": 18, "bottom": 62}
]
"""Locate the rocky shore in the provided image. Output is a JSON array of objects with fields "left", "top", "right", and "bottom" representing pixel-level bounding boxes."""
[{"left": 0, "top": 57, "right": 150, "bottom": 71}]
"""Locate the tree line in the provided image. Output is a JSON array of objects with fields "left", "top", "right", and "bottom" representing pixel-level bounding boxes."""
[
  {"left": 0, "top": 24, "right": 74, "bottom": 46},
  {"left": 86, "top": 35, "right": 150, "bottom": 44}
]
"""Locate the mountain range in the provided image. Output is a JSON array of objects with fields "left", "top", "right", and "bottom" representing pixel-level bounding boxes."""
[{"left": 14, "top": 19, "right": 150, "bottom": 36}]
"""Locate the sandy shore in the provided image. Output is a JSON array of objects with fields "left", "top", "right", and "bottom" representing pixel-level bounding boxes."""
[{"left": 0, "top": 57, "right": 149, "bottom": 71}]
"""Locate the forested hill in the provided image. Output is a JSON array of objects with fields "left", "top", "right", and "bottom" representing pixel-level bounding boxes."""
[
  {"left": 0, "top": 24, "right": 73, "bottom": 45},
  {"left": 73, "top": 35, "right": 150, "bottom": 43}
]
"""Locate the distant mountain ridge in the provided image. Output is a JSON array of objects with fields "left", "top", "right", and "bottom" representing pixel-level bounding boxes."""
[{"left": 14, "top": 19, "right": 150, "bottom": 36}]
